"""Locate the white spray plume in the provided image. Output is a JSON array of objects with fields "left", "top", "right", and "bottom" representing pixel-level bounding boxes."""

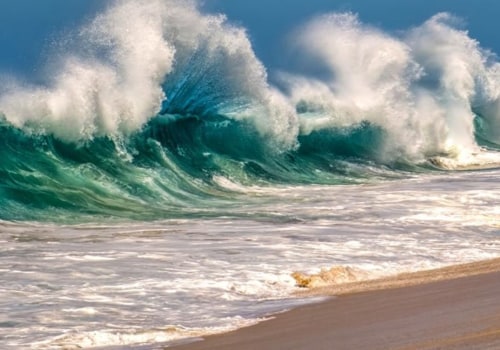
[
  {"left": 1, "top": 4, "right": 499, "bottom": 165},
  {"left": 0, "top": 0, "right": 298, "bottom": 150},
  {"left": 284, "top": 12, "right": 500, "bottom": 165},
  {"left": 0, "top": 0, "right": 174, "bottom": 141}
]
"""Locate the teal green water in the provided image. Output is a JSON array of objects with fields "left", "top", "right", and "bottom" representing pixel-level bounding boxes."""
[
  {"left": 0, "top": 111, "right": 497, "bottom": 222},
  {"left": 0, "top": 116, "right": 391, "bottom": 221}
]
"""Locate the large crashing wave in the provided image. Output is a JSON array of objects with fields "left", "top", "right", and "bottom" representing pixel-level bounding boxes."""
[
  {"left": 284, "top": 13, "right": 500, "bottom": 164},
  {"left": 0, "top": 1, "right": 499, "bottom": 221},
  {"left": 0, "top": 0, "right": 297, "bottom": 148}
]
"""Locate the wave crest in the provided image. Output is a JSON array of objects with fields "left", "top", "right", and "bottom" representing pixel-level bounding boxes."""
[{"left": 0, "top": 0, "right": 174, "bottom": 140}]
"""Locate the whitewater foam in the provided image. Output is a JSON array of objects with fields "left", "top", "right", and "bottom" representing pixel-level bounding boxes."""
[{"left": 2, "top": 169, "right": 500, "bottom": 349}]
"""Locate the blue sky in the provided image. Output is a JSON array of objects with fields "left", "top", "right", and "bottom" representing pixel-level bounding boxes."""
[
  {"left": 0, "top": 0, "right": 497, "bottom": 77},
  {"left": 0, "top": 0, "right": 102, "bottom": 77},
  {"left": 204, "top": 0, "right": 498, "bottom": 71}
]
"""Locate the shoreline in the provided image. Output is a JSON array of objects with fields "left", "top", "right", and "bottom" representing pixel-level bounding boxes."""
[
  {"left": 295, "top": 258, "right": 500, "bottom": 297},
  {"left": 170, "top": 258, "right": 500, "bottom": 350}
]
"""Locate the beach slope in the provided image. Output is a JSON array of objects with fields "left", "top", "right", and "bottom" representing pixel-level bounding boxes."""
[{"left": 172, "top": 259, "right": 500, "bottom": 350}]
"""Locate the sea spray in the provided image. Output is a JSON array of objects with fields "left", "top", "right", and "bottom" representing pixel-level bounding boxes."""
[
  {"left": 284, "top": 13, "right": 500, "bottom": 163},
  {"left": 0, "top": 0, "right": 298, "bottom": 150},
  {"left": 0, "top": 0, "right": 174, "bottom": 141}
]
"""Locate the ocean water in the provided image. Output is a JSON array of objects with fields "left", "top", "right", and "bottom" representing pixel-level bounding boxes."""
[{"left": 0, "top": 1, "right": 499, "bottom": 349}]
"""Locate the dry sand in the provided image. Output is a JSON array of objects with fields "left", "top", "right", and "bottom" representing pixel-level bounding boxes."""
[{"left": 171, "top": 258, "right": 500, "bottom": 350}]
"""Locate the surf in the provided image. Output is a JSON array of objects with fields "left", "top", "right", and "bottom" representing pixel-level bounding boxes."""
[{"left": 0, "top": 0, "right": 499, "bottom": 222}]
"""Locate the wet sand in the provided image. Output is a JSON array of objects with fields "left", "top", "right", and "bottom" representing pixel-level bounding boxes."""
[{"left": 171, "top": 259, "right": 500, "bottom": 350}]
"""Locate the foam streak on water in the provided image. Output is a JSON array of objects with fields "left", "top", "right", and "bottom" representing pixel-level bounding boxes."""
[{"left": 1, "top": 169, "right": 498, "bottom": 349}]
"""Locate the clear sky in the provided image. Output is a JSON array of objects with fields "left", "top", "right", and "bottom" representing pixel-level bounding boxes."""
[
  {"left": 0, "top": 0, "right": 102, "bottom": 77},
  {"left": 204, "top": 0, "right": 499, "bottom": 71},
  {"left": 0, "top": 0, "right": 498, "bottom": 77}
]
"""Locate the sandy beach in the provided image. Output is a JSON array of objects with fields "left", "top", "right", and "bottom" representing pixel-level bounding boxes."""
[{"left": 171, "top": 259, "right": 500, "bottom": 350}]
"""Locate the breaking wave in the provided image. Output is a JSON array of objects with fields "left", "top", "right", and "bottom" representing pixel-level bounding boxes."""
[{"left": 0, "top": 0, "right": 499, "bottom": 221}]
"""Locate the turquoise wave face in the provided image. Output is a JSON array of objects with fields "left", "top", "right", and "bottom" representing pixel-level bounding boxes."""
[
  {"left": 0, "top": 114, "right": 393, "bottom": 222},
  {"left": 2, "top": 107, "right": 498, "bottom": 223},
  {"left": 0, "top": 100, "right": 417, "bottom": 222}
]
